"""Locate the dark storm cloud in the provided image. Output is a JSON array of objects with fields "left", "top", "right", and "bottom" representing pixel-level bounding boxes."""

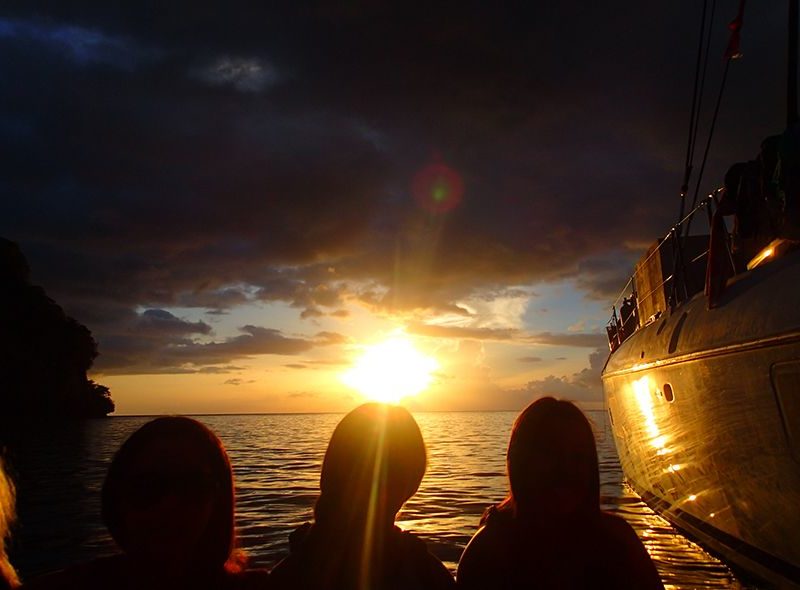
[
  {"left": 197, "top": 365, "right": 245, "bottom": 374},
  {"left": 524, "top": 332, "right": 607, "bottom": 348},
  {"left": 406, "top": 322, "right": 605, "bottom": 348},
  {"left": 95, "top": 324, "right": 322, "bottom": 374},
  {"left": 254, "top": 278, "right": 350, "bottom": 318},
  {"left": 176, "top": 288, "right": 251, "bottom": 310},
  {"left": 223, "top": 378, "right": 255, "bottom": 386},
  {"left": 517, "top": 356, "right": 542, "bottom": 363},
  {"left": 283, "top": 355, "right": 349, "bottom": 370},
  {"left": 0, "top": 2, "right": 786, "bottom": 372},
  {"left": 137, "top": 308, "right": 212, "bottom": 336},
  {"left": 160, "top": 325, "right": 313, "bottom": 358},
  {"left": 300, "top": 307, "right": 324, "bottom": 319},
  {"left": 406, "top": 323, "right": 516, "bottom": 341},
  {"left": 513, "top": 347, "right": 608, "bottom": 404},
  {"left": 574, "top": 249, "right": 644, "bottom": 301}
]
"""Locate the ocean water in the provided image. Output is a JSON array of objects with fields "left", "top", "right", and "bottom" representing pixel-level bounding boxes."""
[{"left": 6, "top": 411, "right": 755, "bottom": 588}]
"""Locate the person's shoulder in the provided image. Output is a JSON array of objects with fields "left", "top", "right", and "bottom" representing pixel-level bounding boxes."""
[
  {"left": 462, "top": 522, "right": 506, "bottom": 553},
  {"left": 597, "top": 511, "right": 645, "bottom": 545},
  {"left": 597, "top": 512, "right": 665, "bottom": 590},
  {"left": 393, "top": 528, "right": 455, "bottom": 588},
  {"left": 598, "top": 510, "right": 632, "bottom": 530},
  {"left": 424, "top": 556, "right": 456, "bottom": 589},
  {"left": 464, "top": 508, "right": 514, "bottom": 552},
  {"left": 268, "top": 522, "right": 316, "bottom": 586},
  {"left": 456, "top": 524, "right": 510, "bottom": 589}
]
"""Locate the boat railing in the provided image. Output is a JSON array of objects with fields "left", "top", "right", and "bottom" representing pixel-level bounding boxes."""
[{"left": 606, "top": 192, "right": 721, "bottom": 352}]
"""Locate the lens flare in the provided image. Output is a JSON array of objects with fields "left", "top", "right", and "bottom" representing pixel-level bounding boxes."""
[
  {"left": 360, "top": 407, "right": 387, "bottom": 589},
  {"left": 411, "top": 162, "right": 464, "bottom": 213}
]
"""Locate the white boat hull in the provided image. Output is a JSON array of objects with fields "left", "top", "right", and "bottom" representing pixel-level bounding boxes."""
[{"left": 602, "top": 252, "right": 800, "bottom": 588}]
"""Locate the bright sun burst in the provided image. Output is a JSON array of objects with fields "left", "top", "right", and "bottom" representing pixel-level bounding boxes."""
[{"left": 341, "top": 337, "right": 439, "bottom": 404}]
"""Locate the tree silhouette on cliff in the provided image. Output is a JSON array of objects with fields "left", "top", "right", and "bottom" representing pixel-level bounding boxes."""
[{"left": 0, "top": 238, "right": 114, "bottom": 418}]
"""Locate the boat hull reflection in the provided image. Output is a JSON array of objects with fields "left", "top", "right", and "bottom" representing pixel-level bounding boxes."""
[{"left": 602, "top": 252, "right": 800, "bottom": 588}]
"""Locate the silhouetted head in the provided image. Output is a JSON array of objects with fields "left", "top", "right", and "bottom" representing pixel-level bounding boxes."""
[
  {"left": 102, "top": 417, "right": 239, "bottom": 576},
  {"left": 0, "top": 457, "right": 19, "bottom": 588},
  {"left": 503, "top": 397, "right": 599, "bottom": 521},
  {"left": 314, "top": 403, "right": 426, "bottom": 531}
]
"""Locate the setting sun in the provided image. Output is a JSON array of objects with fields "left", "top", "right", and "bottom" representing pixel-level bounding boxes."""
[{"left": 341, "top": 337, "right": 439, "bottom": 403}]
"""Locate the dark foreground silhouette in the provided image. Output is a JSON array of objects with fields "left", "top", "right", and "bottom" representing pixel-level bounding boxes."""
[
  {"left": 0, "top": 238, "right": 113, "bottom": 420},
  {"left": 22, "top": 417, "right": 267, "bottom": 590},
  {"left": 457, "top": 397, "right": 664, "bottom": 590},
  {"left": 270, "top": 403, "right": 455, "bottom": 590}
]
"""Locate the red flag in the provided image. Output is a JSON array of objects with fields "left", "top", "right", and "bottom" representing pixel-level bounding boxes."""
[{"left": 724, "top": 0, "right": 746, "bottom": 60}]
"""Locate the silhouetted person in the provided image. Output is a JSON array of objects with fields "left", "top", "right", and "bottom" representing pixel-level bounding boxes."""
[
  {"left": 457, "top": 398, "right": 663, "bottom": 590},
  {"left": 0, "top": 458, "right": 19, "bottom": 589},
  {"left": 270, "top": 403, "right": 454, "bottom": 590},
  {"left": 22, "top": 417, "right": 267, "bottom": 590},
  {"left": 619, "top": 295, "right": 638, "bottom": 340}
]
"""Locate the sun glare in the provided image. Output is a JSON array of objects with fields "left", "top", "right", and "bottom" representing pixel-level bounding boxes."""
[{"left": 341, "top": 337, "right": 439, "bottom": 404}]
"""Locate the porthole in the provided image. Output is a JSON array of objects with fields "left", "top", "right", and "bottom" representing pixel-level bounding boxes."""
[{"left": 664, "top": 383, "right": 675, "bottom": 403}]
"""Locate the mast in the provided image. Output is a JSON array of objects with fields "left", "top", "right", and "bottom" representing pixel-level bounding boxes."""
[{"left": 790, "top": 0, "right": 799, "bottom": 127}]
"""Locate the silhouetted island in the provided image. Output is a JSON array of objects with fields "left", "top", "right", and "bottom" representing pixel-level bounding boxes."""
[{"left": 0, "top": 238, "right": 114, "bottom": 420}]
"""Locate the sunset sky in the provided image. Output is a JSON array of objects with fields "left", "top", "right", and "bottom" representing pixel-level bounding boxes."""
[{"left": 0, "top": 3, "right": 788, "bottom": 414}]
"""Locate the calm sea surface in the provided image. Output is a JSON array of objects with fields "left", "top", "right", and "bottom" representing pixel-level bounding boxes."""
[{"left": 6, "top": 411, "right": 756, "bottom": 588}]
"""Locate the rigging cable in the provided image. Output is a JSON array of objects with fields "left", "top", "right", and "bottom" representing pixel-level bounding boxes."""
[
  {"left": 677, "top": 0, "right": 711, "bottom": 226},
  {"left": 790, "top": 0, "right": 799, "bottom": 127},
  {"left": 684, "top": 0, "right": 745, "bottom": 238},
  {"left": 689, "top": 0, "right": 718, "bottom": 186},
  {"left": 674, "top": 0, "right": 714, "bottom": 305}
]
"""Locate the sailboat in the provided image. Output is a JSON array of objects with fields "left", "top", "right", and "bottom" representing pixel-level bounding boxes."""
[{"left": 601, "top": 2, "right": 800, "bottom": 588}]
